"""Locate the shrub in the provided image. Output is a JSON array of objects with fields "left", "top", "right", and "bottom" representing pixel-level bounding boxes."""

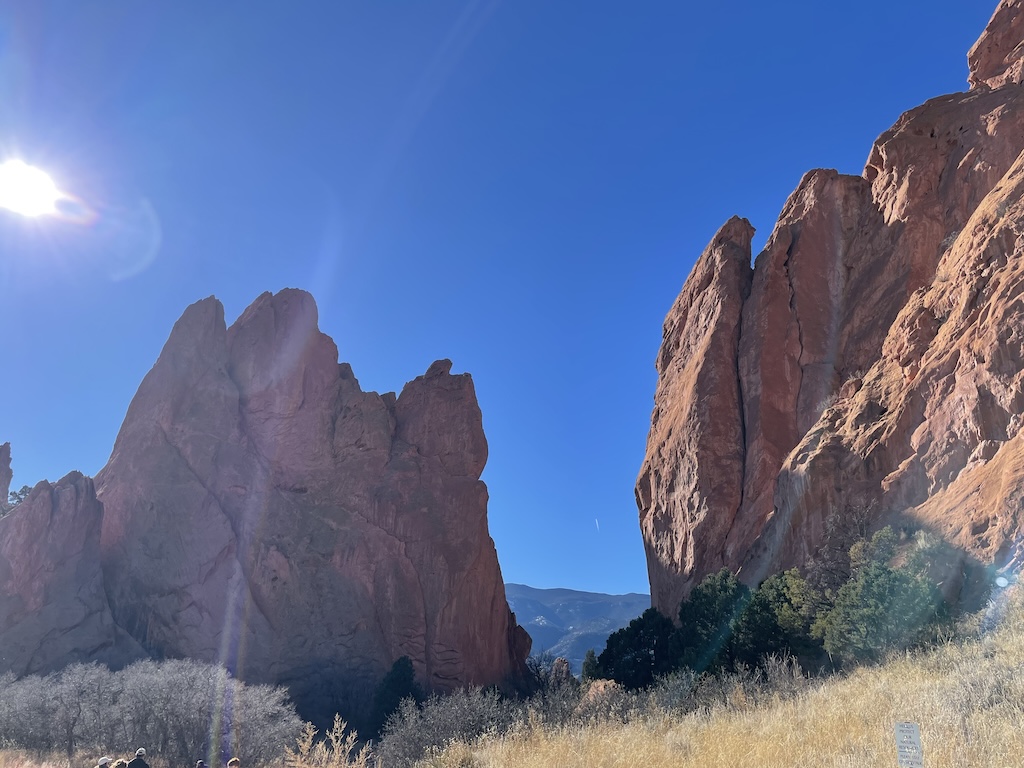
[
  {"left": 730, "top": 570, "right": 822, "bottom": 668},
  {"left": 367, "top": 657, "right": 422, "bottom": 739},
  {"left": 375, "top": 688, "right": 523, "bottom": 768},
  {"left": 815, "top": 561, "right": 944, "bottom": 663},
  {"left": 0, "top": 660, "right": 301, "bottom": 765},
  {"left": 285, "top": 715, "right": 369, "bottom": 768},
  {"left": 676, "top": 568, "right": 750, "bottom": 672},
  {"left": 596, "top": 608, "right": 676, "bottom": 689}
]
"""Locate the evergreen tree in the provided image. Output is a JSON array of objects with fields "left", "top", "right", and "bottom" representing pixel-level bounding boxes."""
[
  {"left": 676, "top": 568, "right": 750, "bottom": 672},
  {"left": 596, "top": 608, "right": 676, "bottom": 689},
  {"left": 812, "top": 528, "right": 945, "bottom": 664},
  {"left": 815, "top": 561, "right": 942, "bottom": 663},
  {"left": 368, "top": 656, "right": 423, "bottom": 738},
  {"left": 731, "top": 570, "right": 822, "bottom": 667},
  {"left": 581, "top": 649, "right": 600, "bottom": 681}
]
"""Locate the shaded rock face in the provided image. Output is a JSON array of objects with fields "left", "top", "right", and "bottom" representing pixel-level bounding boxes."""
[
  {"left": 639, "top": 1, "right": 1024, "bottom": 615},
  {"left": 0, "top": 443, "right": 10, "bottom": 504},
  {"left": 90, "top": 289, "right": 528, "bottom": 718},
  {"left": 0, "top": 473, "right": 145, "bottom": 675}
]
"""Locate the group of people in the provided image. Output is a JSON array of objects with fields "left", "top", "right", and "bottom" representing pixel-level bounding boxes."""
[
  {"left": 95, "top": 748, "right": 241, "bottom": 768},
  {"left": 95, "top": 747, "right": 150, "bottom": 768}
]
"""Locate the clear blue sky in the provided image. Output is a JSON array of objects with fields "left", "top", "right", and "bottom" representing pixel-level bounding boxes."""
[{"left": 0, "top": 1, "right": 995, "bottom": 595}]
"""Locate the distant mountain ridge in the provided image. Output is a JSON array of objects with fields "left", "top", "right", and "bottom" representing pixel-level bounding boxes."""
[{"left": 505, "top": 583, "right": 649, "bottom": 674}]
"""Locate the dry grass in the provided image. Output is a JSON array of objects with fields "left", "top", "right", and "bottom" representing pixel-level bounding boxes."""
[
  {"left": 421, "top": 594, "right": 1024, "bottom": 768},
  {"left": 286, "top": 715, "right": 370, "bottom": 768},
  {"left": 4, "top": 597, "right": 1023, "bottom": 768},
  {"left": 0, "top": 753, "right": 69, "bottom": 768},
  {"left": 0, "top": 753, "right": 172, "bottom": 768}
]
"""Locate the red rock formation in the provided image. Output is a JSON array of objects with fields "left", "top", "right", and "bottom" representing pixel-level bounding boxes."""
[
  {"left": 639, "top": 0, "right": 1024, "bottom": 615},
  {"left": 636, "top": 217, "right": 752, "bottom": 616},
  {"left": 969, "top": 0, "right": 1024, "bottom": 89},
  {"left": 95, "top": 289, "right": 528, "bottom": 718},
  {"left": 0, "top": 443, "right": 10, "bottom": 505},
  {"left": 0, "top": 472, "right": 144, "bottom": 675}
]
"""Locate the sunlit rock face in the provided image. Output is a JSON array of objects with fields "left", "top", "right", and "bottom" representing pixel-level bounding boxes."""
[
  {"left": 639, "top": 0, "right": 1024, "bottom": 616},
  {"left": 0, "top": 473, "right": 145, "bottom": 675},
  {"left": 93, "top": 289, "right": 528, "bottom": 719}
]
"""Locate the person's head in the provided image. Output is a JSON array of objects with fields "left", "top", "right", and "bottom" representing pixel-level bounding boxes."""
[
  {"left": 227, "top": 758, "right": 240, "bottom": 768},
  {"left": 135, "top": 749, "right": 146, "bottom": 758},
  {"left": 98, "top": 757, "right": 111, "bottom": 767},
  {"left": 196, "top": 761, "right": 207, "bottom": 768}
]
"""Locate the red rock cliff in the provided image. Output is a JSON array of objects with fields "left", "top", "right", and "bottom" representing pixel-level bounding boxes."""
[
  {"left": 639, "top": 0, "right": 1024, "bottom": 615},
  {"left": 89, "top": 289, "right": 528, "bottom": 716},
  {"left": 0, "top": 472, "right": 145, "bottom": 675}
]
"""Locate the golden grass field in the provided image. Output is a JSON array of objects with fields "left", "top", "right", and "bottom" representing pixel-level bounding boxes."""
[{"left": 421, "top": 595, "right": 1024, "bottom": 768}]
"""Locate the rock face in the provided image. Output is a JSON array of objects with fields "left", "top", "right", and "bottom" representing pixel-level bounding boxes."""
[
  {"left": 92, "top": 289, "right": 529, "bottom": 718},
  {"left": 0, "top": 473, "right": 145, "bottom": 675},
  {"left": 639, "top": 0, "right": 1024, "bottom": 615},
  {"left": 0, "top": 443, "right": 11, "bottom": 504},
  {"left": 969, "top": 0, "right": 1024, "bottom": 90}
]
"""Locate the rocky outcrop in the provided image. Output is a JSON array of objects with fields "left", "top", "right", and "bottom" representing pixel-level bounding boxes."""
[
  {"left": 0, "top": 443, "right": 10, "bottom": 505},
  {"left": 639, "top": 0, "right": 1024, "bottom": 615},
  {"left": 636, "top": 218, "right": 752, "bottom": 614},
  {"left": 0, "top": 473, "right": 145, "bottom": 675},
  {"left": 94, "top": 289, "right": 529, "bottom": 719},
  {"left": 969, "top": 0, "right": 1024, "bottom": 90}
]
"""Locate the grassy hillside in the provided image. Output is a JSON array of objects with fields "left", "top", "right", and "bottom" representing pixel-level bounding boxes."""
[
  {"left": 3, "top": 590, "right": 1020, "bottom": 768},
  {"left": 421, "top": 590, "right": 1024, "bottom": 767}
]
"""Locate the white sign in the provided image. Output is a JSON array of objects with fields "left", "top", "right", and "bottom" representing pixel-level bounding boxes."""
[{"left": 894, "top": 721, "right": 923, "bottom": 768}]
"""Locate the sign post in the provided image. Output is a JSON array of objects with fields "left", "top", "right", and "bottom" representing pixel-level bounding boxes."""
[{"left": 894, "top": 722, "right": 923, "bottom": 768}]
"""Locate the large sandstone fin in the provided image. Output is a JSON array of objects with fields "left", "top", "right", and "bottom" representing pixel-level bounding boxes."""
[
  {"left": 641, "top": 0, "right": 1024, "bottom": 612},
  {"left": 636, "top": 217, "right": 752, "bottom": 617}
]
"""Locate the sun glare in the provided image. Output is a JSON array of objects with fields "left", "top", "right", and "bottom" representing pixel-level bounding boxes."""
[{"left": 0, "top": 159, "right": 64, "bottom": 217}]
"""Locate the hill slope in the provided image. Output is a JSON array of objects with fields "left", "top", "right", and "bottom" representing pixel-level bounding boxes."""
[{"left": 505, "top": 583, "right": 649, "bottom": 673}]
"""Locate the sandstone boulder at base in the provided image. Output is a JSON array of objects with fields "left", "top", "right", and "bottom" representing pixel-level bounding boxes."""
[
  {"left": 95, "top": 288, "right": 529, "bottom": 721},
  {"left": 638, "top": 0, "right": 1024, "bottom": 616}
]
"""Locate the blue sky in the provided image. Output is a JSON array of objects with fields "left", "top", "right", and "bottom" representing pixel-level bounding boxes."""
[{"left": 0, "top": 1, "right": 996, "bottom": 595}]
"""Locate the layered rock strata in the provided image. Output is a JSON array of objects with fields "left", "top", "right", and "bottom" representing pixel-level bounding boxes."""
[{"left": 639, "top": 0, "right": 1024, "bottom": 615}]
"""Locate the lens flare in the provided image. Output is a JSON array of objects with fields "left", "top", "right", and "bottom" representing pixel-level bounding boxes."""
[{"left": 0, "top": 159, "right": 63, "bottom": 217}]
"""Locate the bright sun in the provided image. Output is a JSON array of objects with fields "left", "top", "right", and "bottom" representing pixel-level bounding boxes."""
[{"left": 0, "top": 159, "right": 63, "bottom": 217}]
